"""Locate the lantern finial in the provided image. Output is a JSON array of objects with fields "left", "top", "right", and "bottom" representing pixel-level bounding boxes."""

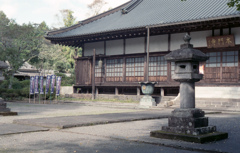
[{"left": 183, "top": 33, "right": 191, "bottom": 44}]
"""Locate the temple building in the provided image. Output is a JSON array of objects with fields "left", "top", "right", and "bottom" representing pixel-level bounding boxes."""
[{"left": 45, "top": 0, "right": 240, "bottom": 105}]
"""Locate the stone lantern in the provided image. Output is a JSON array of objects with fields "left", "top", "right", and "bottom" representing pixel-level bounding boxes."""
[
  {"left": 150, "top": 34, "right": 228, "bottom": 143},
  {"left": 0, "top": 61, "right": 18, "bottom": 116}
]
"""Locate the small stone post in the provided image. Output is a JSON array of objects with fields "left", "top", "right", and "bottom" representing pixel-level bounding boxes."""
[
  {"left": 0, "top": 98, "right": 18, "bottom": 116},
  {"left": 150, "top": 34, "right": 228, "bottom": 143},
  {"left": 0, "top": 62, "right": 17, "bottom": 116}
]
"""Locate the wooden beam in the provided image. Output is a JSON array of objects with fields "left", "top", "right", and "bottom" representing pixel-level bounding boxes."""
[
  {"left": 123, "top": 39, "right": 126, "bottom": 55},
  {"left": 168, "top": 33, "right": 171, "bottom": 51},
  {"left": 123, "top": 57, "right": 126, "bottom": 82},
  {"left": 92, "top": 49, "right": 96, "bottom": 100}
]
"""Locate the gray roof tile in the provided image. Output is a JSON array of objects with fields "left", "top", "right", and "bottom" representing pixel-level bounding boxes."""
[{"left": 47, "top": 0, "right": 240, "bottom": 38}]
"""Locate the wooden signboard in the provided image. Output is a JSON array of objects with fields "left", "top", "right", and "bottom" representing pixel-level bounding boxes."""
[{"left": 206, "top": 35, "right": 235, "bottom": 48}]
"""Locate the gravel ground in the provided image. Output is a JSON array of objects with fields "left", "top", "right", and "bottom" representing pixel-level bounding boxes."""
[
  {"left": 1, "top": 102, "right": 240, "bottom": 153},
  {"left": 0, "top": 130, "right": 201, "bottom": 153},
  {"left": 1, "top": 102, "right": 141, "bottom": 124}
]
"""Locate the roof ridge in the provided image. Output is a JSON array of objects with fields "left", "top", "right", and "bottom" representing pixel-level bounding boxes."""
[
  {"left": 46, "top": 1, "right": 131, "bottom": 37},
  {"left": 122, "top": 0, "right": 143, "bottom": 14}
]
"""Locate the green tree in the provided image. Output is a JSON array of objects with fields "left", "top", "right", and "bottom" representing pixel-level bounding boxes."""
[
  {"left": 181, "top": 0, "right": 240, "bottom": 10},
  {"left": 61, "top": 9, "right": 76, "bottom": 27},
  {"left": 0, "top": 11, "right": 43, "bottom": 88},
  {"left": 87, "top": 0, "right": 107, "bottom": 17},
  {"left": 54, "top": 9, "right": 82, "bottom": 72},
  {"left": 227, "top": 0, "right": 240, "bottom": 10},
  {"left": 55, "top": 9, "right": 77, "bottom": 28}
]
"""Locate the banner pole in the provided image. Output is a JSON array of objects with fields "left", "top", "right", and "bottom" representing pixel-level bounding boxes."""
[
  {"left": 29, "top": 85, "right": 31, "bottom": 104},
  {"left": 45, "top": 91, "right": 46, "bottom": 104}
]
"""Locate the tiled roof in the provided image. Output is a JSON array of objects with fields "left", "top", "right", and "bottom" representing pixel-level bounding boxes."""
[
  {"left": 0, "top": 61, "right": 8, "bottom": 69},
  {"left": 46, "top": 0, "right": 240, "bottom": 39}
]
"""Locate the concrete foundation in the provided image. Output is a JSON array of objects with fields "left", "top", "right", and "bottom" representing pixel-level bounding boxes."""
[{"left": 139, "top": 95, "right": 156, "bottom": 108}]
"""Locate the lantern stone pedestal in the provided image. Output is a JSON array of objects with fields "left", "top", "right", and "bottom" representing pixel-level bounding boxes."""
[
  {"left": 0, "top": 98, "right": 18, "bottom": 116},
  {"left": 150, "top": 34, "right": 228, "bottom": 143},
  {"left": 139, "top": 82, "right": 157, "bottom": 108}
]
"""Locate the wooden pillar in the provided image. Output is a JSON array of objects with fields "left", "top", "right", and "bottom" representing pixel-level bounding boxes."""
[
  {"left": 104, "top": 41, "right": 106, "bottom": 55},
  {"left": 104, "top": 58, "right": 107, "bottom": 83},
  {"left": 167, "top": 62, "right": 171, "bottom": 82},
  {"left": 123, "top": 57, "right": 126, "bottom": 82},
  {"left": 220, "top": 28, "right": 223, "bottom": 36},
  {"left": 212, "top": 28, "right": 215, "bottom": 36},
  {"left": 92, "top": 49, "right": 96, "bottom": 100},
  {"left": 137, "top": 87, "right": 141, "bottom": 96},
  {"left": 123, "top": 39, "right": 126, "bottom": 55},
  {"left": 168, "top": 33, "right": 171, "bottom": 52},
  {"left": 146, "top": 27, "right": 150, "bottom": 82},
  {"left": 115, "top": 87, "right": 119, "bottom": 95},
  {"left": 229, "top": 27, "right": 232, "bottom": 35},
  {"left": 161, "top": 88, "right": 164, "bottom": 97}
]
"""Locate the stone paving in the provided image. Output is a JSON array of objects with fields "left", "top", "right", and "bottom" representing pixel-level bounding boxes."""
[{"left": 0, "top": 101, "right": 240, "bottom": 153}]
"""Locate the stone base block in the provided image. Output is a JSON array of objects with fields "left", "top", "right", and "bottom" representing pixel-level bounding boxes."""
[
  {"left": 168, "top": 117, "right": 209, "bottom": 128},
  {"left": 0, "top": 112, "right": 18, "bottom": 116},
  {"left": 162, "top": 125, "right": 216, "bottom": 135},
  {"left": 0, "top": 107, "right": 11, "bottom": 112},
  {"left": 171, "top": 108, "right": 205, "bottom": 118},
  {"left": 150, "top": 130, "right": 228, "bottom": 143},
  {"left": 0, "top": 102, "right": 18, "bottom": 116},
  {"left": 139, "top": 96, "right": 156, "bottom": 108}
]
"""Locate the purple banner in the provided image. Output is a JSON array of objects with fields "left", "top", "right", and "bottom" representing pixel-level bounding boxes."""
[
  {"left": 34, "top": 76, "right": 39, "bottom": 94},
  {"left": 51, "top": 75, "right": 56, "bottom": 94},
  {"left": 39, "top": 76, "right": 44, "bottom": 94},
  {"left": 45, "top": 75, "right": 51, "bottom": 94},
  {"left": 56, "top": 76, "right": 61, "bottom": 96},
  {"left": 30, "top": 76, "right": 35, "bottom": 95}
]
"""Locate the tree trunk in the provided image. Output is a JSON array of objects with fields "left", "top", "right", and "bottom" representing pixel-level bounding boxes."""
[{"left": 8, "top": 73, "right": 14, "bottom": 89}]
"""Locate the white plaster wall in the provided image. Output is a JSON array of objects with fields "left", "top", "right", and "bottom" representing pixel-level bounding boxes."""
[
  {"left": 191, "top": 30, "right": 212, "bottom": 48},
  {"left": 125, "top": 37, "right": 145, "bottom": 54},
  {"left": 170, "top": 33, "right": 185, "bottom": 50},
  {"left": 149, "top": 35, "right": 168, "bottom": 52},
  {"left": 223, "top": 28, "right": 229, "bottom": 35},
  {"left": 232, "top": 27, "right": 240, "bottom": 45},
  {"left": 84, "top": 42, "right": 104, "bottom": 56},
  {"left": 60, "top": 86, "right": 73, "bottom": 95},
  {"left": 106, "top": 39, "right": 124, "bottom": 55},
  {"left": 196, "top": 87, "right": 240, "bottom": 99},
  {"left": 214, "top": 29, "right": 220, "bottom": 36}
]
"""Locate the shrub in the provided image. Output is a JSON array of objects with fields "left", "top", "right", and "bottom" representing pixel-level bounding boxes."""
[
  {"left": 19, "top": 87, "right": 30, "bottom": 98},
  {"left": 1, "top": 88, "right": 21, "bottom": 100},
  {"left": 0, "top": 88, "right": 7, "bottom": 96},
  {"left": 0, "top": 78, "right": 59, "bottom": 101},
  {"left": 0, "top": 80, "right": 9, "bottom": 88}
]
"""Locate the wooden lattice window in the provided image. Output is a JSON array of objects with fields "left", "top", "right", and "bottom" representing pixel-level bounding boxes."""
[
  {"left": 206, "top": 52, "right": 221, "bottom": 67},
  {"left": 204, "top": 51, "right": 239, "bottom": 83},
  {"left": 95, "top": 60, "right": 104, "bottom": 77},
  {"left": 126, "top": 57, "right": 144, "bottom": 77},
  {"left": 222, "top": 51, "right": 238, "bottom": 67},
  {"left": 106, "top": 59, "right": 123, "bottom": 77},
  {"left": 149, "top": 56, "right": 167, "bottom": 76}
]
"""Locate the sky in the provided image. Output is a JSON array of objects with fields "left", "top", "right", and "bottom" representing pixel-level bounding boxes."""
[{"left": 0, "top": 0, "right": 129, "bottom": 28}]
